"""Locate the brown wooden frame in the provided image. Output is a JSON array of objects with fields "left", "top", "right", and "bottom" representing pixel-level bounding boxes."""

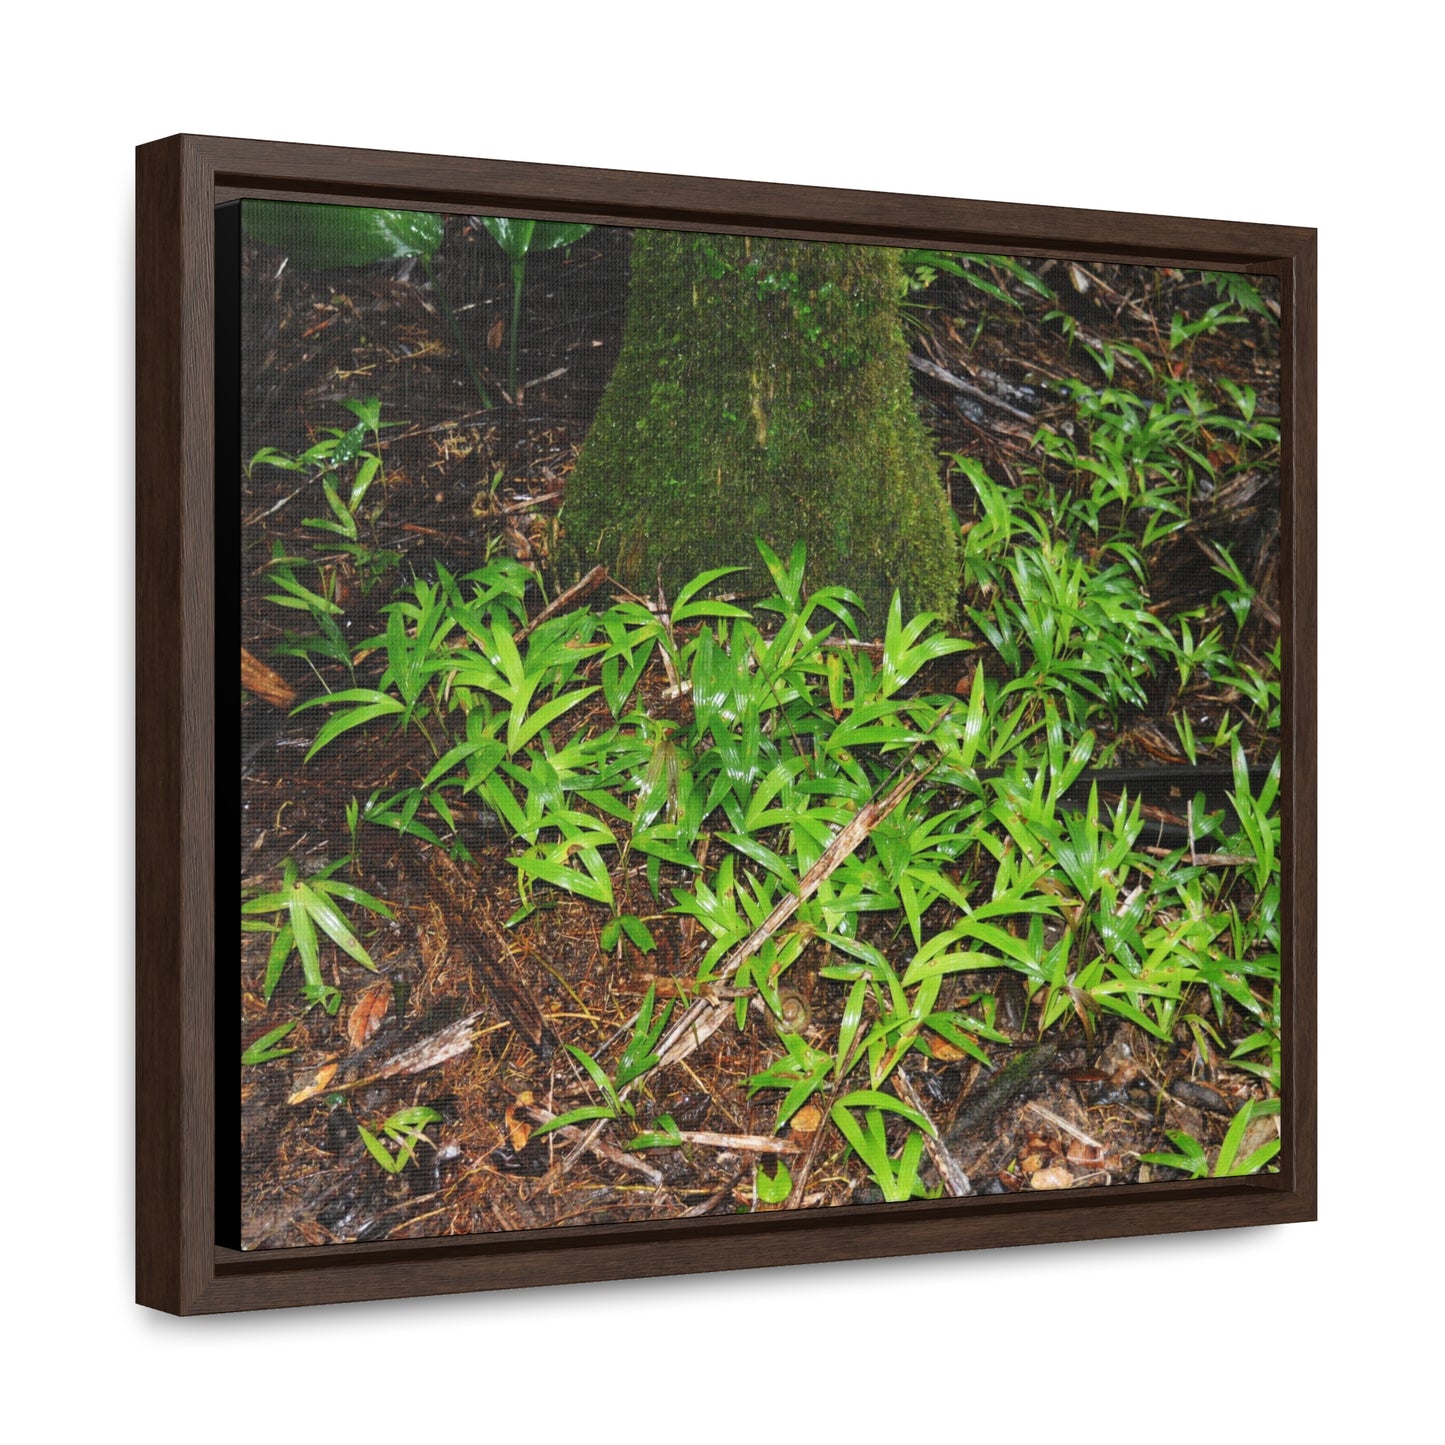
[{"left": 137, "top": 133, "right": 1316, "bottom": 1315}]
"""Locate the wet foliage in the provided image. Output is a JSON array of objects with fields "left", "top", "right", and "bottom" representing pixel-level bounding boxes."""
[{"left": 239, "top": 216, "right": 1281, "bottom": 1247}]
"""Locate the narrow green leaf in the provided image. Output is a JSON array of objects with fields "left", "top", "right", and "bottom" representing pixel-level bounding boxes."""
[
  {"left": 834, "top": 1090, "right": 933, "bottom": 1133},
  {"left": 242, "top": 1020, "right": 299, "bottom": 1064},
  {"left": 358, "top": 1125, "right": 403, "bottom": 1174}
]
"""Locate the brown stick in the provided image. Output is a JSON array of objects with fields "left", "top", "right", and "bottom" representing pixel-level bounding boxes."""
[
  {"left": 676, "top": 1130, "right": 802, "bottom": 1154},
  {"left": 894, "top": 1064, "right": 972, "bottom": 1198},
  {"left": 652, "top": 757, "right": 934, "bottom": 1073},
  {"left": 515, "top": 564, "right": 607, "bottom": 640},
  {"left": 783, "top": 1070, "right": 847, "bottom": 1210},
  {"left": 521, "top": 1105, "right": 664, "bottom": 1185},
  {"left": 1141, "top": 846, "right": 1255, "bottom": 866},
  {"left": 241, "top": 646, "right": 296, "bottom": 709}
]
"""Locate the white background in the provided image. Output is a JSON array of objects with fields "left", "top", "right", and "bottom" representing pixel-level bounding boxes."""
[{"left": 4, "top": 3, "right": 1434, "bottom": 1438}]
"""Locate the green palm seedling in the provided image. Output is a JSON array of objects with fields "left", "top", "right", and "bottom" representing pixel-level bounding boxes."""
[
  {"left": 241, "top": 858, "right": 393, "bottom": 1014},
  {"left": 478, "top": 217, "right": 594, "bottom": 396},
  {"left": 1139, "top": 1097, "right": 1280, "bottom": 1178},
  {"left": 358, "top": 1106, "right": 444, "bottom": 1175}
]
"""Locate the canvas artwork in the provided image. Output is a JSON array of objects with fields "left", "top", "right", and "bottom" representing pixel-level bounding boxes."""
[{"left": 235, "top": 201, "right": 1282, "bottom": 1250}]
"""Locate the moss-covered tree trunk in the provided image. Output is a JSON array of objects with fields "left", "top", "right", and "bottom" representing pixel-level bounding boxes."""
[{"left": 559, "top": 231, "right": 957, "bottom": 632}]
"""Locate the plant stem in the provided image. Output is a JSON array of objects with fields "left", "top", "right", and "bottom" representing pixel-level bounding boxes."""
[
  {"left": 419, "top": 255, "right": 493, "bottom": 409},
  {"left": 508, "top": 259, "right": 525, "bottom": 397}
]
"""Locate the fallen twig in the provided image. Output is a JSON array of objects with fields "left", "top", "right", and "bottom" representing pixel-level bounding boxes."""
[
  {"left": 652, "top": 754, "right": 939, "bottom": 1073},
  {"left": 499, "top": 490, "right": 564, "bottom": 515},
  {"left": 907, "top": 353, "right": 1043, "bottom": 424},
  {"left": 784, "top": 1071, "right": 848, "bottom": 1211},
  {"left": 894, "top": 1064, "right": 972, "bottom": 1198},
  {"left": 1141, "top": 846, "right": 1255, "bottom": 866},
  {"left": 675, "top": 1130, "right": 801, "bottom": 1154},
  {"left": 1025, "top": 1100, "right": 1105, "bottom": 1151},
  {"left": 515, "top": 563, "right": 607, "bottom": 640},
  {"left": 521, "top": 1105, "right": 664, "bottom": 1185},
  {"left": 677, "top": 1177, "right": 743, "bottom": 1217}
]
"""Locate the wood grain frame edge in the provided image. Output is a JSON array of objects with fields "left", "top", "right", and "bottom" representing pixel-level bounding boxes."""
[{"left": 135, "top": 134, "right": 1317, "bottom": 1316}]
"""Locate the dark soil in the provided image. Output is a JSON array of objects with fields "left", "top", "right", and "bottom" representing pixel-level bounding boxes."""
[{"left": 239, "top": 220, "right": 1281, "bottom": 1249}]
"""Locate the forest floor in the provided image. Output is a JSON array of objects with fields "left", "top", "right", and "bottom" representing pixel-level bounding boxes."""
[{"left": 239, "top": 219, "right": 1282, "bottom": 1248}]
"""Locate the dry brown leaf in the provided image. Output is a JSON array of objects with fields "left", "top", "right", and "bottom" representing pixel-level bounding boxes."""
[
  {"left": 1030, "top": 1166, "right": 1075, "bottom": 1190},
  {"left": 505, "top": 1091, "right": 535, "bottom": 1152},
  {"left": 926, "top": 1033, "right": 967, "bottom": 1062},
  {"left": 505, "top": 523, "right": 533, "bottom": 561},
  {"left": 241, "top": 646, "right": 296, "bottom": 709},
  {"left": 347, "top": 980, "right": 390, "bottom": 1051},
  {"left": 287, "top": 1061, "right": 338, "bottom": 1105},
  {"left": 488, "top": 316, "right": 505, "bottom": 351},
  {"left": 790, "top": 1105, "right": 823, "bottom": 1135}
]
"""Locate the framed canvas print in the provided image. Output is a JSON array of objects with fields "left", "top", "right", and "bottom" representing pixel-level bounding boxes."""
[{"left": 137, "top": 134, "right": 1316, "bottom": 1315}]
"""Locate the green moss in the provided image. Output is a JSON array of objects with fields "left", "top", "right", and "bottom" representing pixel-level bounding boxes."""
[{"left": 559, "top": 230, "right": 957, "bottom": 632}]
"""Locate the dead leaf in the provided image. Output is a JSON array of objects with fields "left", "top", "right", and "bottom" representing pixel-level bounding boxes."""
[
  {"left": 505, "top": 1091, "right": 535, "bottom": 1152},
  {"left": 790, "top": 1105, "right": 822, "bottom": 1135},
  {"left": 241, "top": 646, "right": 296, "bottom": 709},
  {"left": 505, "top": 523, "right": 533, "bottom": 561},
  {"left": 1030, "top": 1166, "right": 1075, "bottom": 1190},
  {"left": 347, "top": 980, "right": 390, "bottom": 1051},
  {"left": 287, "top": 1061, "right": 338, "bottom": 1105},
  {"left": 1236, "top": 1110, "right": 1279, "bottom": 1161},
  {"left": 926, "top": 1032, "right": 967, "bottom": 1062}
]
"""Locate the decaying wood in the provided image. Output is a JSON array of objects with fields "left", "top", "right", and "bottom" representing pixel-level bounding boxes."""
[
  {"left": 907, "top": 353, "right": 1040, "bottom": 423},
  {"left": 424, "top": 849, "right": 555, "bottom": 1056},
  {"left": 287, "top": 1012, "right": 484, "bottom": 1103},
  {"left": 241, "top": 646, "right": 296, "bottom": 708},
  {"left": 368, "top": 1012, "right": 483, "bottom": 1079}
]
